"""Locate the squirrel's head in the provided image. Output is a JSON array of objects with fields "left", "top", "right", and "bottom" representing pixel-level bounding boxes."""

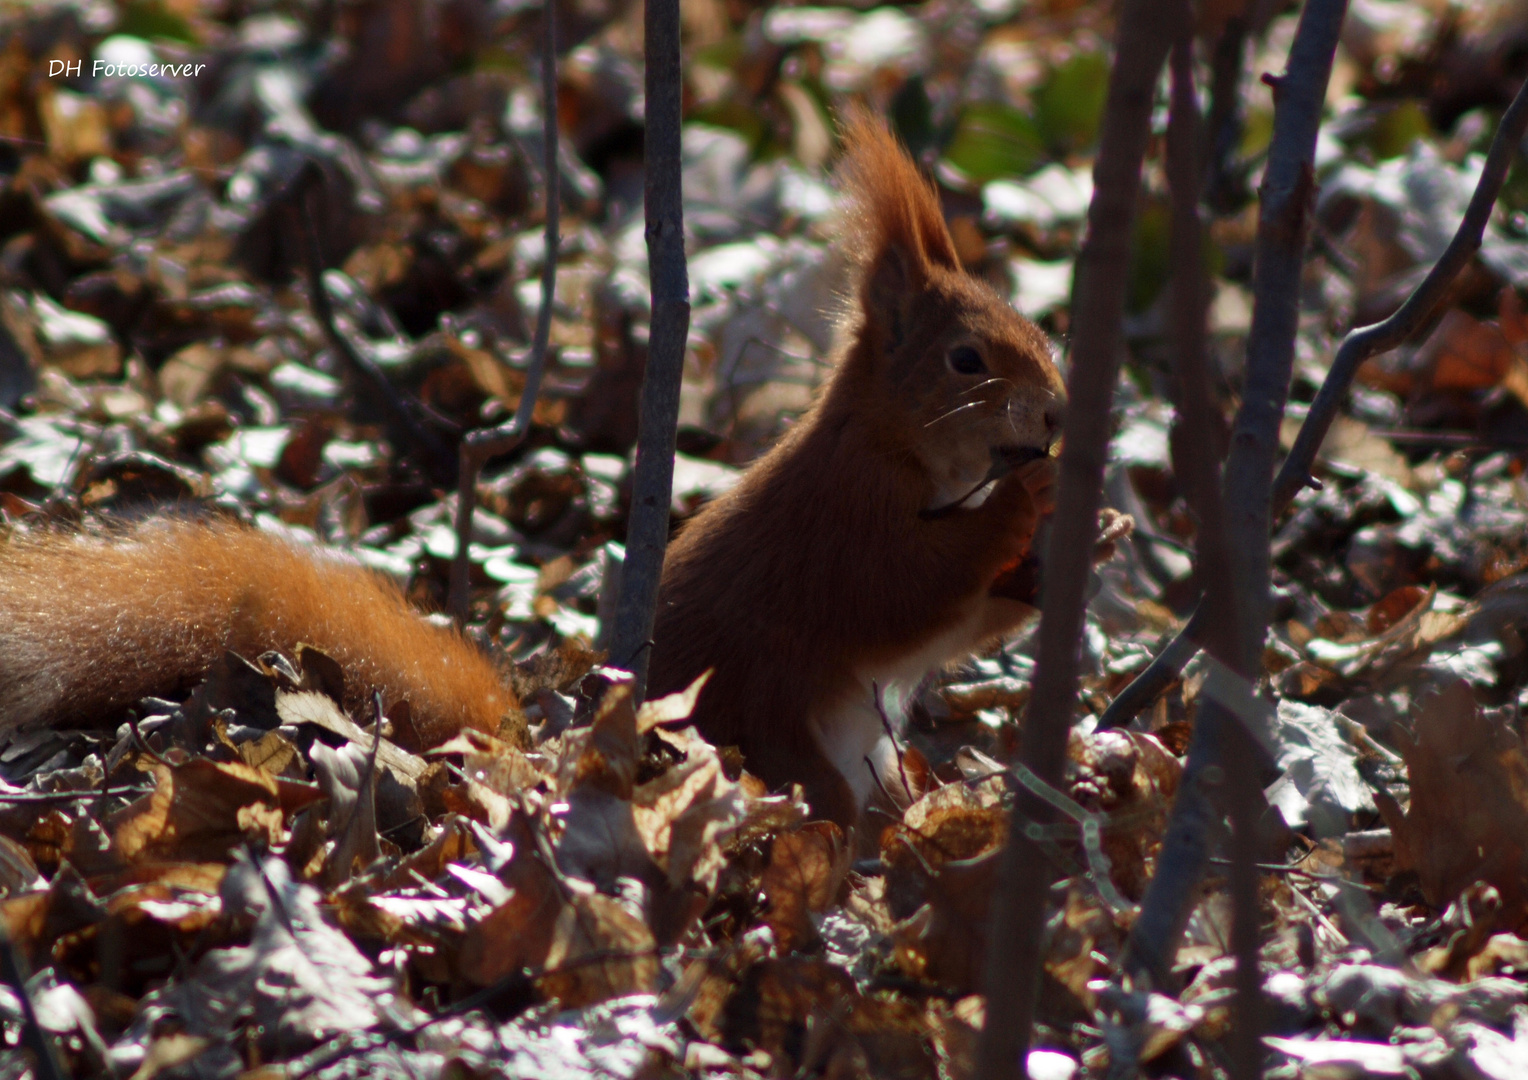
[{"left": 834, "top": 112, "right": 1066, "bottom": 510}]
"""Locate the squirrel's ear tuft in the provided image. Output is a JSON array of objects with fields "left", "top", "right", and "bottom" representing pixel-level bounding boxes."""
[{"left": 836, "top": 107, "right": 961, "bottom": 284}]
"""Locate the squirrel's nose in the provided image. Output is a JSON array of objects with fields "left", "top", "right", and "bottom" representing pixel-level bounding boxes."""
[{"left": 1043, "top": 403, "right": 1064, "bottom": 435}]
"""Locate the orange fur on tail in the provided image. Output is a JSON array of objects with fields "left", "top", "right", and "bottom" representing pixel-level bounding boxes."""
[{"left": 0, "top": 518, "right": 515, "bottom": 746}]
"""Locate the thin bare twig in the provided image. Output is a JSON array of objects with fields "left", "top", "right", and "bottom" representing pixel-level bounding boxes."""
[
  {"left": 1165, "top": 31, "right": 1262, "bottom": 1079},
  {"left": 0, "top": 784, "right": 149, "bottom": 805},
  {"left": 974, "top": 1, "right": 1175, "bottom": 1074},
  {"left": 1097, "top": 65, "right": 1528, "bottom": 730},
  {"left": 1003, "top": 759, "right": 1134, "bottom": 919},
  {"left": 447, "top": 0, "right": 560, "bottom": 627},
  {"left": 298, "top": 182, "right": 455, "bottom": 487},
  {"left": 1165, "top": 33, "right": 1235, "bottom": 682},
  {"left": 863, "top": 754, "right": 902, "bottom": 812},
  {"left": 129, "top": 712, "right": 173, "bottom": 768},
  {"left": 871, "top": 681, "right": 914, "bottom": 805},
  {"left": 1123, "top": 0, "right": 1349, "bottom": 992},
  {"left": 1095, "top": 606, "right": 1206, "bottom": 728},
  {"left": 607, "top": 0, "right": 691, "bottom": 696},
  {"left": 1273, "top": 70, "right": 1528, "bottom": 510},
  {"left": 0, "top": 923, "right": 66, "bottom": 1080}
]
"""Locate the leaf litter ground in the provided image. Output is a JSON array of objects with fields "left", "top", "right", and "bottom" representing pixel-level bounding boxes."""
[{"left": 5, "top": 0, "right": 1528, "bottom": 1077}]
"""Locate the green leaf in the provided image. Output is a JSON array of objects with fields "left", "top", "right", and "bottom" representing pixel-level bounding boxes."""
[
  {"left": 689, "top": 100, "right": 773, "bottom": 157},
  {"left": 1241, "top": 106, "right": 1274, "bottom": 159},
  {"left": 1366, "top": 100, "right": 1432, "bottom": 161},
  {"left": 119, "top": 0, "right": 197, "bottom": 44},
  {"left": 942, "top": 103, "right": 1045, "bottom": 184},
  {"left": 1035, "top": 52, "right": 1109, "bottom": 155},
  {"left": 1122, "top": 198, "right": 1223, "bottom": 315},
  {"left": 692, "top": 36, "right": 745, "bottom": 70}
]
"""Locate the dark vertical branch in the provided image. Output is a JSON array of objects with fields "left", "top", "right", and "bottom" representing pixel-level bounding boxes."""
[
  {"left": 1166, "top": 37, "right": 1233, "bottom": 666},
  {"left": 1166, "top": 32, "right": 1262, "bottom": 1080},
  {"left": 1204, "top": 14, "right": 1251, "bottom": 212},
  {"left": 609, "top": 0, "right": 691, "bottom": 695},
  {"left": 1222, "top": 0, "right": 1346, "bottom": 665},
  {"left": 448, "top": 0, "right": 560, "bottom": 626},
  {"left": 1124, "top": 0, "right": 1349, "bottom": 990},
  {"left": 974, "top": 1, "right": 1175, "bottom": 1075}
]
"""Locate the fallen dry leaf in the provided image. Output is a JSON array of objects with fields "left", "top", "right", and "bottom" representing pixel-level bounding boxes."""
[
  {"left": 1377, "top": 682, "right": 1528, "bottom": 927},
  {"left": 276, "top": 689, "right": 428, "bottom": 782},
  {"left": 1421, "top": 308, "right": 1514, "bottom": 392},
  {"left": 634, "top": 723, "right": 749, "bottom": 891},
  {"left": 122, "top": 855, "right": 418, "bottom": 1058},
  {"left": 761, "top": 821, "right": 850, "bottom": 953},
  {"left": 536, "top": 884, "right": 660, "bottom": 1008},
  {"left": 308, "top": 739, "right": 383, "bottom": 885},
  {"left": 110, "top": 760, "right": 286, "bottom": 865}
]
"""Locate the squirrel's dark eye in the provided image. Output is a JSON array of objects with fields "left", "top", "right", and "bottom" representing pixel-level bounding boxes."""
[{"left": 947, "top": 346, "right": 987, "bottom": 376}]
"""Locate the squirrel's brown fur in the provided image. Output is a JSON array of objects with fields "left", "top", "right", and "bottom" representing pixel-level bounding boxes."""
[
  {"left": 0, "top": 517, "right": 514, "bottom": 747},
  {"left": 646, "top": 114, "right": 1066, "bottom": 827},
  {"left": 0, "top": 116, "right": 1062, "bottom": 828}
]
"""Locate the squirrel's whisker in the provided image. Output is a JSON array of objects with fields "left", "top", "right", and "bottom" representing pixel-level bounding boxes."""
[{"left": 925, "top": 401, "right": 988, "bottom": 428}]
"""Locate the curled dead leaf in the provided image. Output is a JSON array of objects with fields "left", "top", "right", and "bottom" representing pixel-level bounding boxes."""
[
  {"left": 1378, "top": 682, "right": 1528, "bottom": 928},
  {"left": 111, "top": 760, "right": 286, "bottom": 865},
  {"left": 536, "top": 884, "right": 660, "bottom": 1008},
  {"left": 761, "top": 821, "right": 850, "bottom": 954}
]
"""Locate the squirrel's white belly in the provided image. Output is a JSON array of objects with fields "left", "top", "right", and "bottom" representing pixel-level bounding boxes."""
[{"left": 813, "top": 603, "right": 992, "bottom": 812}]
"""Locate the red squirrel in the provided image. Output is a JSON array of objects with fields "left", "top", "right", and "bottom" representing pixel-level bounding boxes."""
[
  {"left": 645, "top": 115, "right": 1065, "bottom": 827},
  {"left": 0, "top": 116, "right": 1064, "bottom": 829}
]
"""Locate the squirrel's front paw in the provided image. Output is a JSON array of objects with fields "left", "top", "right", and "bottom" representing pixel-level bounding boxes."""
[
  {"left": 1016, "top": 456, "right": 1058, "bottom": 516},
  {"left": 990, "top": 456, "right": 1057, "bottom": 523},
  {"left": 1093, "top": 508, "right": 1134, "bottom": 565},
  {"left": 982, "top": 457, "right": 1055, "bottom": 564},
  {"left": 988, "top": 506, "right": 1133, "bottom": 604}
]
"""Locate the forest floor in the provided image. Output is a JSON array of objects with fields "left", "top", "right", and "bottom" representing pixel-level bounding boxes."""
[{"left": 4, "top": 0, "right": 1528, "bottom": 1077}]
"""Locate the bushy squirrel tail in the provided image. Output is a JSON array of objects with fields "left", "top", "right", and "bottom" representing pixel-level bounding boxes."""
[{"left": 0, "top": 517, "right": 515, "bottom": 745}]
